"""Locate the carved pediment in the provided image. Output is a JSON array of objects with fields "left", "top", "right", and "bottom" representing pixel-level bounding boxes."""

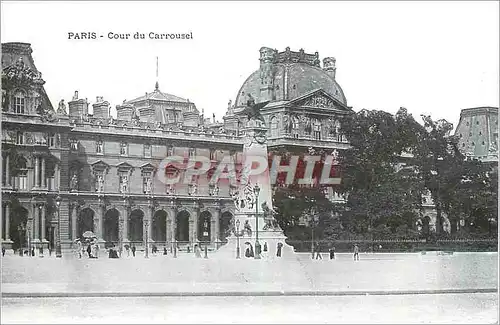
[
  {"left": 2, "top": 57, "right": 45, "bottom": 86},
  {"left": 116, "top": 162, "right": 134, "bottom": 173},
  {"left": 140, "top": 163, "right": 157, "bottom": 172},
  {"left": 90, "top": 160, "right": 110, "bottom": 173},
  {"left": 289, "top": 89, "right": 348, "bottom": 110}
]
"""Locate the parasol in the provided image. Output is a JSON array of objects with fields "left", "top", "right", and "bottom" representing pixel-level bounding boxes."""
[{"left": 82, "top": 231, "right": 95, "bottom": 238}]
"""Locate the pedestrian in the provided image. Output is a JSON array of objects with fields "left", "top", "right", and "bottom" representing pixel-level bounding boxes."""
[
  {"left": 125, "top": 245, "right": 130, "bottom": 257},
  {"left": 315, "top": 242, "right": 322, "bottom": 260},
  {"left": 353, "top": 244, "right": 359, "bottom": 261},
  {"left": 276, "top": 242, "right": 283, "bottom": 257},
  {"left": 1, "top": 247, "right": 5, "bottom": 257},
  {"left": 31, "top": 247, "right": 35, "bottom": 257},
  {"left": 39, "top": 246, "right": 44, "bottom": 258},
  {"left": 329, "top": 246, "right": 335, "bottom": 260},
  {"left": 163, "top": 247, "right": 168, "bottom": 256},
  {"left": 48, "top": 246, "right": 52, "bottom": 256},
  {"left": 131, "top": 245, "right": 136, "bottom": 257},
  {"left": 95, "top": 242, "right": 99, "bottom": 258},
  {"left": 194, "top": 244, "right": 202, "bottom": 258},
  {"left": 87, "top": 244, "right": 92, "bottom": 258},
  {"left": 91, "top": 242, "right": 97, "bottom": 258},
  {"left": 76, "top": 240, "right": 82, "bottom": 258}
]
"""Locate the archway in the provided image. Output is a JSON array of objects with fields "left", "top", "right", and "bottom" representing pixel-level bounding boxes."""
[
  {"left": 152, "top": 210, "right": 167, "bottom": 242},
  {"left": 220, "top": 211, "right": 233, "bottom": 243},
  {"left": 176, "top": 210, "right": 190, "bottom": 243},
  {"left": 129, "top": 209, "right": 144, "bottom": 242},
  {"left": 78, "top": 208, "right": 94, "bottom": 239},
  {"left": 103, "top": 208, "right": 119, "bottom": 244},
  {"left": 9, "top": 204, "right": 28, "bottom": 251},
  {"left": 198, "top": 211, "right": 211, "bottom": 242}
]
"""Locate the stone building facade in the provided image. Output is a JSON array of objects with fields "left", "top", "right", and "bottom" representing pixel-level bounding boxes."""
[{"left": 1, "top": 43, "right": 351, "bottom": 252}]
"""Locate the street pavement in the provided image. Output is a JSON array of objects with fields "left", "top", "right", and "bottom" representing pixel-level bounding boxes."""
[
  {"left": 1, "top": 252, "right": 497, "bottom": 323},
  {"left": 1, "top": 251, "right": 497, "bottom": 295}
]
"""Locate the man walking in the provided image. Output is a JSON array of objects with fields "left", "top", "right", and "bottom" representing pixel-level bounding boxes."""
[
  {"left": 131, "top": 245, "right": 136, "bottom": 257},
  {"left": 353, "top": 244, "right": 359, "bottom": 261},
  {"left": 315, "top": 242, "right": 322, "bottom": 260}
]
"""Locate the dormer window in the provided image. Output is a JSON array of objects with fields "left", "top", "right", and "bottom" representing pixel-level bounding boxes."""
[
  {"left": 14, "top": 90, "right": 26, "bottom": 114},
  {"left": 120, "top": 142, "right": 128, "bottom": 156},
  {"left": 189, "top": 148, "right": 196, "bottom": 157}
]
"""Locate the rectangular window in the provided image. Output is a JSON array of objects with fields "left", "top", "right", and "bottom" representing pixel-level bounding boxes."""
[
  {"left": 96, "top": 140, "right": 103, "bottom": 154},
  {"left": 14, "top": 97, "right": 25, "bottom": 114},
  {"left": 47, "top": 176, "right": 55, "bottom": 191},
  {"left": 48, "top": 133, "right": 56, "bottom": 147},
  {"left": 314, "top": 131, "right": 321, "bottom": 141},
  {"left": 120, "top": 142, "right": 128, "bottom": 156},
  {"left": 16, "top": 132, "right": 24, "bottom": 145},
  {"left": 293, "top": 133, "right": 299, "bottom": 139},
  {"left": 189, "top": 148, "right": 196, "bottom": 157},
  {"left": 144, "top": 144, "right": 152, "bottom": 158},
  {"left": 18, "top": 170, "right": 28, "bottom": 190},
  {"left": 119, "top": 173, "right": 129, "bottom": 193},
  {"left": 209, "top": 149, "right": 216, "bottom": 161}
]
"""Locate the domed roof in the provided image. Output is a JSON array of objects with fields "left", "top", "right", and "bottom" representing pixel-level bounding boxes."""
[{"left": 235, "top": 47, "right": 347, "bottom": 107}]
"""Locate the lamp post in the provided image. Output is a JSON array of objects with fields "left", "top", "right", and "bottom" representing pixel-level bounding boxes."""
[
  {"left": 55, "top": 195, "right": 62, "bottom": 258},
  {"left": 253, "top": 184, "right": 261, "bottom": 259},
  {"left": 310, "top": 205, "right": 317, "bottom": 259},
  {"left": 236, "top": 219, "right": 241, "bottom": 259}
]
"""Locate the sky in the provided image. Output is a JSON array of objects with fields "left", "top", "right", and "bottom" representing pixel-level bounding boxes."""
[{"left": 1, "top": 1, "right": 499, "bottom": 130}]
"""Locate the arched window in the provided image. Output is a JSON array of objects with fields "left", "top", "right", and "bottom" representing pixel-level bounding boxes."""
[
  {"left": 14, "top": 90, "right": 26, "bottom": 114},
  {"left": 270, "top": 116, "right": 278, "bottom": 137}
]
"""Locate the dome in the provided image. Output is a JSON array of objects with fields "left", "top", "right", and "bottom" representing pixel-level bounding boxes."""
[{"left": 235, "top": 47, "right": 347, "bottom": 107}]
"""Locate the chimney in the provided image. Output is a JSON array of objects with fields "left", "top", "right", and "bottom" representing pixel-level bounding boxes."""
[
  {"left": 323, "top": 57, "right": 337, "bottom": 80},
  {"left": 259, "top": 47, "right": 277, "bottom": 102},
  {"left": 92, "top": 96, "right": 110, "bottom": 119},
  {"left": 68, "top": 90, "right": 89, "bottom": 118},
  {"left": 116, "top": 103, "right": 135, "bottom": 121}
]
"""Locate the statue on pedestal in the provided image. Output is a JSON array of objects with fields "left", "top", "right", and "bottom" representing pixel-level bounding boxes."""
[{"left": 241, "top": 94, "right": 267, "bottom": 126}]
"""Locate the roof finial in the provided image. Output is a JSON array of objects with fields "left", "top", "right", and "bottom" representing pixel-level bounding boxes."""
[{"left": 155, "top": 56, "right": 159, "bottom": 91}]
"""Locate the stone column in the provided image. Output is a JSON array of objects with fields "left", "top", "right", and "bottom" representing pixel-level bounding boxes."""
[
  {"left": 55, "top": 163, "right": 60, "bottom": 191},
  {"left": 33, "top": 204, "right": 40, "bottom": 242},
  {"left": 34, "top": 156, "right": 40, "bottom": 188},
  {"left": 41, "top": 157, "right": 46, "bottom": 188},
  {"left": 212, "top": 207, "right": 220, "bottom": 246},
  {"left": 122, "top": 205, "right": 129, "bottom": 243},
  {"left": 95, "top": 203, "right": 103, "bottom": 241},
  {"left": 5, "top": 204, "right": 11, "bottom": 241},
  {"left": 171, "top": 203, "right": 177, "bottom": 244},
  {"left": 41, "top": 204, "right": 47, "bottom": 242},
  {"left": 5, "top": 154, "right": 10, "bottom": 186},
  {"left": 71, "top": 204, "right": 77, "bottom": 240}
]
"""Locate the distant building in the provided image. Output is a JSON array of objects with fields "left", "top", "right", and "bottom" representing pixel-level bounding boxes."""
[
  {"left": 455, "top": 106, "right": 498, "bottom": 162},
  {"left": 1, "top": 43, "right": 349, "bottom": 251}
]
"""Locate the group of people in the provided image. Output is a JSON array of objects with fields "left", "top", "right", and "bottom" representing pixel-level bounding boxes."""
[
  {"left": 74, "top": 238, "right": 99, "bottom": 259},
  {"left": 313, "top": 243, "right": 360, "bottom": 261}
]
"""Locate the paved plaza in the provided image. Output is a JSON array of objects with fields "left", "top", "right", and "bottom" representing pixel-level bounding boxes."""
[{"left": 1, "top": 251, "right": 498, "bottom": 323}]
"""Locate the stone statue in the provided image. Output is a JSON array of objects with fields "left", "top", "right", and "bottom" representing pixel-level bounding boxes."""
[
  {"left": 121, "top": 177, "right": 129, "bottom": 193},
  {"left": 244, "top": 220, "right": 252, "bottom": 237},
  {"left": 2, "top": 89, "right": 8, "bottom": 111},
  {"left": 97, "top": 175, "right": 104, "bottom": 192},
  {"left": 331, "top": 149, "right": 339, "bottom": 164},
  {"left": 241, "top": 94, "right": 266, "bottom": 125},
  {"left": 57, "top": 99, "right": 67, "bottom": 115},
  {"left": 145, "top": 178, "right": 152, "bottom": 193},
  {"left": 70, "top": 173, "right": 79, "bottom": 191}
]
